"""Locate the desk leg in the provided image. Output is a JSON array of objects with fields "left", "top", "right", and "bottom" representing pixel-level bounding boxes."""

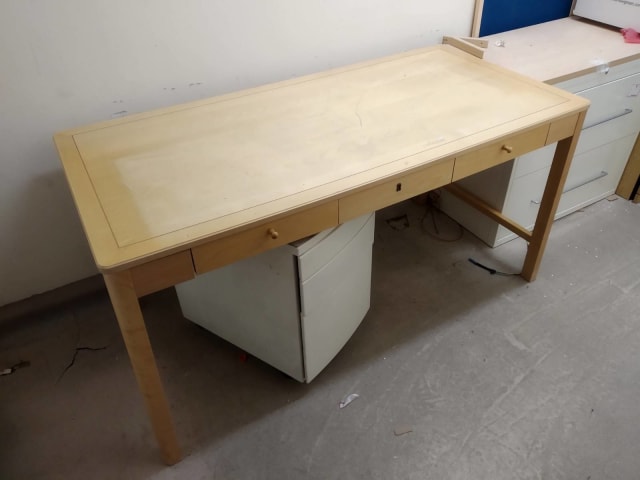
[
  {"left": 522, "top": 112, "right": 586, "bottom": 281},
  {"left": 103, "top": 270, "right": 182, "bottom": 465}
]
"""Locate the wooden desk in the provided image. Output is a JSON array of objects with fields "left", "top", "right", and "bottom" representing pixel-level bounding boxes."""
[{"left": 54, "top": 45, "right": 589, "bottom": 464}]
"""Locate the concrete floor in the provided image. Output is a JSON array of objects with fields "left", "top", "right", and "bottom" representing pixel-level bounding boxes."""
[{"left": 1, "top": 197, "right": 640, "bottom": 480}]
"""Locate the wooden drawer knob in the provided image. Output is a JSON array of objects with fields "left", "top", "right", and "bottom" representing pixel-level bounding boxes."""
[
  {"left": 501, "top": 144, "right": 513, "bottom": 154},
  {"left": 267, "top": 228, "right": 279, "bottom": 239}
]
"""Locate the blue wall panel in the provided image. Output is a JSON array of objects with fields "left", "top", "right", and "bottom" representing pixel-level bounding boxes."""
[{"left": 480, "top": 0, "right": 573, "bottom": 36}]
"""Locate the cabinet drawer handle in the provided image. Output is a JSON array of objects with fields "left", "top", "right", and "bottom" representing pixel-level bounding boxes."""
[
  {"left": 583, "top": 108, "right": 633, "bottom": 130},
  {"left": 530, "top": 171, "right": 608, "bottom": 205},
  {"left": 267, "top": 228, "right": 279, "bottom": 239},
  {"left": 501, "top": 144, "right": 513, "bottom": 154}
]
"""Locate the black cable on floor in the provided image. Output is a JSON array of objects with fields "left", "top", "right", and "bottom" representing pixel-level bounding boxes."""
[{"left": 468, "top": 258, "right": 519, "bottom": 276}]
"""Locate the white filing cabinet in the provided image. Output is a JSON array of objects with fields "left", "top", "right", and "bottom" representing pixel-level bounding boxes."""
[
  {"left": 176, "top": 213, "right": 375, "bottom": 383},
  {"left": 440, "top": 20, "right": 640, "bottom": 247}
]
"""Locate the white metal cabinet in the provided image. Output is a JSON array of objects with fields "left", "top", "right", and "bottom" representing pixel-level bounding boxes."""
[
  {"left": 299, "top": 217, "right": 374, "bottom": 381},
  {"left": 441, "top": 60, "right": 640, "bottom": 247},
  {"left": 176, "top": 213, "right": 375, "bottom": 383}
]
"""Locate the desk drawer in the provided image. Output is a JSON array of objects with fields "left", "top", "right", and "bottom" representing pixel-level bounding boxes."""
[
  {"left": 338, "top": 158, "right": 454, "bottom": 222},
  {"left": 452, "top": 125, "right": 548, "bottom": 181},
  {"left": 130, "top": 250, "right": 195, "bottom": 297},
  {"left": 192, "top": 202, "right": 339, "bottom": 274}
]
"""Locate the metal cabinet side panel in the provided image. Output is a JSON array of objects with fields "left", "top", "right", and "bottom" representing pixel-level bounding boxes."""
[
  {"left": 299, "top": 213, "right": 375, "bottom": 382},
  {"left": 176, "top": 246, "right": 305, "bottom": 381}
]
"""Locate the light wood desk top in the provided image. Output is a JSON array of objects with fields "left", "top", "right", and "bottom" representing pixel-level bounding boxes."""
[
  {"left": 482, "top": 17, "right": 640, "bottom": 84},
  {"left": 55, "top": 44, "right": 589, "bottom": 465}
]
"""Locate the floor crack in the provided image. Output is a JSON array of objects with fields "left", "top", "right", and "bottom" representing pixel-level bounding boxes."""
[{"left": 57, "top": 345, "right": 108, "bottom": 384}]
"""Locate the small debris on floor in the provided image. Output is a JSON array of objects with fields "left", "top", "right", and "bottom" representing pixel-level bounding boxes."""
[
  {"left": 607, "top": 195, "right": 619, "bottom": 202},
  {"left": 339, "top": 393, "right": 360, "bottom": 409},
  {"left": 394, "top": 425, "right": 413, "bottom": 436},
  {"left": 1, "top": 360, "right": 31, "bottom": 377},
  {"left": 386, "top": 214, "right": 410, "bottom": 231}
]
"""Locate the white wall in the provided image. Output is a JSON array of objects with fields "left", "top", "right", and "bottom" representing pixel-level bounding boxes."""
[{"left": 0, "top": 0, "right": 474, "bottom": 306}]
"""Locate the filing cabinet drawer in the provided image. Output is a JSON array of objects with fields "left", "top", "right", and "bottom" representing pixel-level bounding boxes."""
[
  {"left": 338, "top": 158, "right": 454, "bottom": 222},
  {"left": 515, "top": 72, "right": 640, "bottom": 178},
  {"left": 503, "top": 134, "right": 636, "bottom": 234},
  {"left": 555, "top": 59, "right": 640, "bottom": 93},
  {"left": 574, "top": 72, "right": 640, "bottom": 153},
  {"left": 192, "top": 202, "right": 339, "bottom": 274},
  {"left": 558, "top": 134, "right": 634, "bottom": 215},
  {"left": 562, "top": 135, "right": 634, "bottom": 197},
  {"left": 513, "top": 143, "right": 556, "bottom": 178},
  {"left": 516, "top": 119, "right": 640, "bottom": 180},
  {"left": 452, "top": 125, "right": 548, "bottom": 181}
]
